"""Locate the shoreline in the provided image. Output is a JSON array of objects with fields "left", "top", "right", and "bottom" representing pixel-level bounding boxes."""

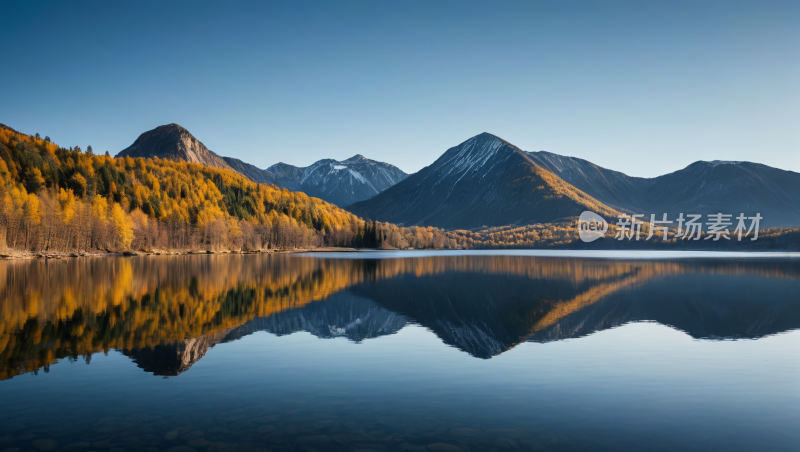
[
  {"left": 2, "top": 246, "right": 799, "bottom": 261},
  {"left": 0, "top": 247, "right": 364, "bottom": 261}
]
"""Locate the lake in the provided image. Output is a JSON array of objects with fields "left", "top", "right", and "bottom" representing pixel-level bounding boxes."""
[{"left": 1, "top": 251, "right": 798, "bottom": 452}]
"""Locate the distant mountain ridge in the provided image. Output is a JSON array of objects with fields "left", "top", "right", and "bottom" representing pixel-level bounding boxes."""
[
  {"left": 526, "top": 151, "right": 800, "bottom": 227},
  {"left": 220, "top": 154, "right": 409, "bottom": 206},
  {"left": 267, "top": 155, "right": 408, "bottom": 207}
]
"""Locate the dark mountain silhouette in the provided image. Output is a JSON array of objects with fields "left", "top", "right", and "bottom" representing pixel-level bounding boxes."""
[
  {"left": 351, "top": 259, "right": 800, "bottom": 357},
  {"left": 347, "top": 133, "right": 619, "bottom": 229}
]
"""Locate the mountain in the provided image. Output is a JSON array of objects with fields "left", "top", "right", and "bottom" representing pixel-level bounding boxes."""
[
  {"left": 116, "top": 123, "right": 236, "bottom": 172},
  {"left": 526, "top": 152, "right": 800, "bottom": 227},
  {"left": 640, "top": 161, "right": 800, "bottom": 227},
  {"left": 266, "top": 155, "right": 409, "bottom": 206},
  {"left": 345, "top": 129, "right": 800, "bottom": 229},
  {"left": 525, "top": 151, "right": 653, "bottom": 213},
  {"left": 347, "top": 133, "right": 619, "bottom": 229}
]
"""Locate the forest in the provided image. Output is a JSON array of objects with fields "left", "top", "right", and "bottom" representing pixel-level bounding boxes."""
[{"left": 0, "top": 124, "right": 461, "bottom": 254}]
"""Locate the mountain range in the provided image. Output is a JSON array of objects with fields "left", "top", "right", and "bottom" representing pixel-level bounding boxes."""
[
  {"left": 116, "top": 124, "right": 407, "bottom": 206},
  {"left": 118, "top": 124, "right": 800, "bottom": 229},
  {"left": 351, "top": 133, "right": 800, "bottom": 228},
  {"left": 525, "top": 151, "right": 800, "bottom": 228},
  {"left": 268, "top": 156, "right": 407, "bottom": 207}
]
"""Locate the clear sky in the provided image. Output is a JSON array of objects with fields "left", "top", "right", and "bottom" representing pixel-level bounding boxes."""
[{"left": 1, "top": 0, "right": 797, "bottom": 177}]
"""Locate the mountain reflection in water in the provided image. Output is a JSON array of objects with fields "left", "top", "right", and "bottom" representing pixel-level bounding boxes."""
[{"left": 1, "top": 254, "right": 799, "bottom": 378}]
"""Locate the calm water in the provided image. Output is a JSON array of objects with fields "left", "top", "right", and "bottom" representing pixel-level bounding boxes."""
[{"left": 1, "top": 252, "right": 798, "bottom": 452}]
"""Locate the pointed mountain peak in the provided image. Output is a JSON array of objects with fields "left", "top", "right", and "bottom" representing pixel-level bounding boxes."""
[
  {"left": 440, "top": 133, "right": 523, "bottom": 166},
  {"left": 475, "top": 132, "right": 501, "bottom": 140},
  {"left": 462, "top": 132, "right": 520, "bottom": 152}
]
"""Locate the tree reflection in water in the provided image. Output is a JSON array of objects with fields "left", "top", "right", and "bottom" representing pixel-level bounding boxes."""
[{"left": 1, "top": 254, "right": 799, "bottom": 378}]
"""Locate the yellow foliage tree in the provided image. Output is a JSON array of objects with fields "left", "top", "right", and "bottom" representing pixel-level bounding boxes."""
[
  {"left": 111, "top": 203, "right": 134, "bottom": 251},
  {"left": 57, "top": 189, "right": 77, "bottom": 223},
  {"left": 91, "top": 195, "right": 109, "bottom": 223}
]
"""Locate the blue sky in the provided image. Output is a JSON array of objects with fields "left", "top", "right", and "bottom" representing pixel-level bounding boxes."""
[{"left": 1, "top": 0, "right": 797, "bottom": 177}]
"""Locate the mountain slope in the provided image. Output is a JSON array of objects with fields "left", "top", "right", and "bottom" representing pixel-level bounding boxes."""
[
  {"left": 347, "top": 133, "right": 618, "bottom": 229},
  {"left": 526, "top": 150, "right": 800, "bottom": 227},
  {"left": 640, "top": 161, "right": 800, "bottom": 227},
  {"left": 525, "top": 151, "right": 654, "bottom": 213},
  {"left": 266, "top": 155, "right": 408, "bottom": 206},
  {"left": 116, "top": 123, "right": 236, "bottom": 172}
]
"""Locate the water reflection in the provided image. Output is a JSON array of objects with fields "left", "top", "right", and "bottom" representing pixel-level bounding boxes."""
[{"left": 1, "top": 254, "right": 799, "bottom": 378}]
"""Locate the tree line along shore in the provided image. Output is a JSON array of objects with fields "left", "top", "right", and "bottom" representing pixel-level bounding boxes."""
[{"left": 1, "top": 124, "right": 798, "bottom": 257}]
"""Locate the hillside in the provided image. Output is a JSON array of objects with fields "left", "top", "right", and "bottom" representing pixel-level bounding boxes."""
[
  {"left": 347, "top": 133, "right": 619, "bottom": 229},
  {"left": 525, "top": 151, "right": 653, "bottom": 213},
  {"left": 0, "top": 123, "right": 371, "bottom": 252}
]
